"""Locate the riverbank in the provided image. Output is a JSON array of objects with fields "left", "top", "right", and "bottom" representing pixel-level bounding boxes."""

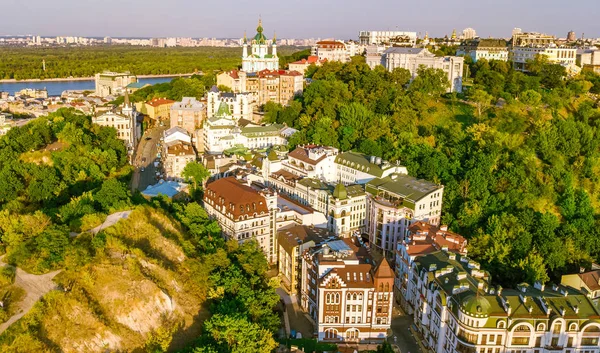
[{"left": 0, "top": 73, "right": 195, "bottom": 84}]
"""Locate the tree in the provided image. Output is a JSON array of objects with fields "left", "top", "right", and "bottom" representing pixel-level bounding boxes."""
[
  {"left": 182, "top": 161, "right": 210, "bottom": 191},
  {"left": 469, "top": 89, "right": 493, "bottom": 120},
  {"left": 409, "top": 66, "right": 449, "bottom": 97},
  {"left": 94, "top": 179, "right": 130, "bottom": 212},
  {"left": 376, "top": 341, "right": 395, "bottom": 353},
  {"left": 203, "top": 314, "right": 277, "bottom": 353},
  {"left": 388, "top": 67, "right": 411, "bottom": 87},
  {"left": 519, "top": 89, "right": 542, "bottom": 107}
]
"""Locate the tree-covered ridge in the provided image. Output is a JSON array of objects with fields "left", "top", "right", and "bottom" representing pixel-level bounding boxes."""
[
  {"left": 0, "top": 46, "right": 303, "bottom": 80},
  {"left": 0, "top": 110, "right": 280, "bottom": 352},
  {"left": 266, "top": 56, "right": 600, "bottom": 286}
]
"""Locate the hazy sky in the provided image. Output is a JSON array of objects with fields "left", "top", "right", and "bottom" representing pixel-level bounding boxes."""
[{"left": 3, "top": 0, "right": 599, "bottom": 39}]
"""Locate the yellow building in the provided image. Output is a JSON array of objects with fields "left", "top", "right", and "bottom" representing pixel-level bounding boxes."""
[{"left": 136, "top": 98, "right": 175, "bottom": 121}]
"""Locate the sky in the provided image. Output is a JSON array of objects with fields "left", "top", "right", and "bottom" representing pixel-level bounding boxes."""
[{"left": 3, "top": 0, "right": 599, "bottom": 40}]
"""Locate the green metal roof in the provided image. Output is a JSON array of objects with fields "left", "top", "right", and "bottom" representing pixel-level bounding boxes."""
[
  {"left": 333, "top": 182, "right": 348, "bottom": 200},
  {"left": 366, "top": 174, "right": 442, "bottom": 203},
  {"left": 334, "top": 151, "right": 394, "bottom": 178}
]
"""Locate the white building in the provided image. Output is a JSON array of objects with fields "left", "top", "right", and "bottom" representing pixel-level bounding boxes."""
[
  {"left": 398, "top": 246, "right": 600, "bottom": 353},
  {"left": 313, "top": 41, "right": 352, "bottom": 63},
  {"left": 462, "top": 28, "right": 477, "bottom": 40},
  {"left": 365, "top": 174, "right": 444, "bottom": 253},
  {"left": 203, "top": 102, "right": 291, "bottom": 154},
  {"left": 359, "top": 31, "right": 417, "bottom": 46},
  {"left": 511, "top": 45, "right": 577, "bottom": 71},
  {"left": 207, "top": 87, "right": 253, "bottom": 121},
  {"left": 457, "top": 39, "right": 509, "bottom": 62},
  {"left": 242, "top": 19, "right": 279, "bottom": 73},
  {"left": 335, "top": 152, "right": 408, "bottom": 185},
  {"left": 281, "top": 145, "right": 340, "bottom": 182},
  {"left": 95, "top": 71, "right": 137, "bottom": 97},
  {"left": 382, "top": 47, "right": 464, "bottom": 92},
  {"left": 162, "top": 126, "right": 195, "bottom": 180},
  {"left": 92, "top": 95, "right": 137, "bottom": 150}
]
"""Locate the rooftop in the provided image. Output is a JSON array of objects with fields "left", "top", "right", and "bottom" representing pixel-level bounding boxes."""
[{"left": 367, "top": 174, "right": 442, "bottom": 202}]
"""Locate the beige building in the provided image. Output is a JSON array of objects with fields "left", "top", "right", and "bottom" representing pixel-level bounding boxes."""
[
  {"left": 95, "top": 71, "right": 137, "bottom": 97},
  {"left": 313, "top": 41, "right": 351, "bottom": 63},
  {"left": 170, "top": 97, "right": 206, "bottom": 135},
  {"left": 163, "top": 141, "right": 196, "bottom": 181},
  {"left": 278, "top": 224, "right": 330, "bottom": 295},
  {"left": 288, "top": 55, "right": 326, "bottom": 74},
  {"left": 301, "top": 238, "right": 394, "bottom": 343},
  {"left": 382, "top": 48, "right": 464, "bottom": 92},
  {"left": 92, "top": 96, "right": 137, "bottom": 150},
  {"left": 365, "top": 174, "right": 444, "bottom": 253},
  {"left": 511, "top": 45, "right": 577, "bottom": 71},
  {"left": 207, "top": 87, "right": 253, "bottom": 121},
  {"left": 561, "top": 269, "right": 600, "bottom": 307},
  {"left": 359, "top": 31, "right": 417, "bottom": 46},
  {"left": 137, "top": 98, "right": 176, "bottom": 121},
  {"left": 217, "top": 69, "right": 303, "bottom": 106},
  {"left": 457, "top": 39, "right": 509, "bottom": 62},
  {"left": 16, "top": 88, "right": 48, "bottom": 99}
]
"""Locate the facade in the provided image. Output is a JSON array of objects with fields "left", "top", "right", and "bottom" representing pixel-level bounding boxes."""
[
  {"left": 278, "top": 224, "right": 331, "bottom": 295},
  {"left": 395, "top": 221, "right": 467, "bottom": 310},
  {"left": 301, "top": 238, "right": 394, "bottom": 343},
  {"left": 314, "top": 41, "right": 351, "bottom": 63},
  {"left": 207, "top": 87, "right": 253, "bottom": 121},
  {"left": 203, "top": 102, "right": 291, "bottom": 154},
  {"left": 511, "top": 45, "right": 577, "bottom": 71},
  {"left": 511, "top": 32, "right": 556, "bottom": 47},
  {"left": 282, "top": 145, "right": 340, "bottom": 182},
  {"left": 169, "top": 97, "right": 206, "bottom": 135},
  {"left": 462, "top": 28, "right": 477, "bottom": 40},
  {"left": 95, "top": 71, "right": 137, "bottom": 97},
  {"left": 204, "top": 177, "right": 278, "bottom": 262},
  {"left": 365, "top": 174, "right": 444, "bottom": 253},
  {"left": 457, "top": 39, "right": 509, "bottom": 62},
  {"left": 577, "top": 48, "right": 600, "bottom": 74},
  {"left": 163, "top": 141, "right": 196, "bottom": 181},
  {"left": 241, "top": 19, "right": 279, "bottom": 73},
  {"left": 92, "top": 94, "right": 137, "bottom": 150},
  {"left": 359, "top": 31, "right": 417, "bottom": 46},
  {"left": 137, "top": 98, "right": 176, "bottom": 120},
  {"left": 401, "top": 248, "right": 600, "bottom": 353},
  {"left": 288, "top": 55, "right": 326, "bottom": 74},
  {"left": 335, "top": 151, "right": 408, "bottom": 185},
  {"left": 16, "top": 88, "right": 48, "bottom": 99},
  {"left": 217, "top": 69, "right": 303, "bottom": 106},
  {"left": 382, "top": 48, "right": 464, "bottom": 92}
]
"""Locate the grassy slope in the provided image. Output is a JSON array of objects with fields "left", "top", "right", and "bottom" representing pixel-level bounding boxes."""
[{"left": 0, "top": 206, "right": 209, "bottom": 352}]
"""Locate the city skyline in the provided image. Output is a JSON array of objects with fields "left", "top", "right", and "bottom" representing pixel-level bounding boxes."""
[{"left": 3, "top": 0, "right": 599, "bottom": 40}]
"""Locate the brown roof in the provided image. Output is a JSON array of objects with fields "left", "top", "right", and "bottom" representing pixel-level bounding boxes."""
[
  {"left": 407, "top": 221, "right": 468, "bottom": 255},
  {"left": 374, "top": 258, "right": 394, "bottom": 279},
  {"left": 204, "top": 177, "right": 268, "bottom": 219},
  {"left": 166, "top": 142, "right": 195, "bottom": 156},
  {"left": 277, "top": 224, "right": 330, "bottom": 254},
  {"left": 324, "top": 264, "right": 374, "bottom": 288},
  {"left": 146, "top": 98, "right": 175, "bottom": 107},
  {"left": 317, "top": 41, "right": 346, "bottom": 48},
  {"left": 287, "top": 145, "right": 329, "bottom": 166},
  {"left": 271, "top": 169, "right": 302, "bottom": 182},
  {"left": 579, "top": 270, "right": 600, "bottom": 291}
]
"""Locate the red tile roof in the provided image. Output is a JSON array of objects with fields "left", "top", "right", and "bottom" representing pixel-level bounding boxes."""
[
  {"left": 578, "top": 270, "right": 600, "bottom": 291},
  {"left": 406, "top": 221, "right": 468, "bottom": 255},
  {"left": 204, "top": 177, "right": 268, "bottom": 220},
  {"left": 146, "top": 98, "right": 176, "bottom": 107}
]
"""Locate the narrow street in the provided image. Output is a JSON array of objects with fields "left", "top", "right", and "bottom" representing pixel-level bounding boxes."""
[
  {"left": 389, "top": 306, "right": 422, "bottom": 353},
  {"left": 131, "top": 125, "right": 167, "bottom": 192}
]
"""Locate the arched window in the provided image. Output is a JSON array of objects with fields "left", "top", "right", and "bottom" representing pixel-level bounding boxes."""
[
  {"left": 353, "top": 293, "right": 357, "bottom": 300},
  {"left": 347, "top": 293, "right": 352, "bottom": 301},
  {"left": 358, "top": 293, "right": 363, "bottom": 300},
  {"left": 537, "top": 323, "right": 546, "bottom": 332},
  {"left": 326, "top": 293, "right": 331, "bottom": 304},
  {"left": 553, "top": 322, "right": 562, "bottom": 334},
  {"left": 335, "top": 293, "right": 340, "bottom": 304},
  {"left": 497, "top": 321, "right": 506, "bottom": 329},
  {"left": 569, "top": 323, "right": 577, "bottom": 331},
  {"left": 384, "top": 283, "right": 390, "bottom": 292}
]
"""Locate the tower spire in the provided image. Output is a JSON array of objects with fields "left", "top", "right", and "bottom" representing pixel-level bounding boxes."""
[
  {"left": 273, "top": 31, "right": 277, "bottom": 44},
  {"left": 124, "top": 89, "right": 130, "bottom": 107}
]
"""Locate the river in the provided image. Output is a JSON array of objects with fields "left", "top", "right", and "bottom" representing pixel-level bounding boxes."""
[{"left": 0, "top": 77, "right": 175, "bottom": 97}]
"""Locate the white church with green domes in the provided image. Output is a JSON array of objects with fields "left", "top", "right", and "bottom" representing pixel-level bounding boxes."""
[{"left": 242, "top": 18, "right": 279, "bottom": 72}]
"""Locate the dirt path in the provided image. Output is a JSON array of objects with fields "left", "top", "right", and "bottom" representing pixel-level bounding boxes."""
[
  {"left": 0, "top": 258, "right": 61, "bottom": 335},
  {"left": 88, "top": 210, "right": 132, "bottom": 235}
]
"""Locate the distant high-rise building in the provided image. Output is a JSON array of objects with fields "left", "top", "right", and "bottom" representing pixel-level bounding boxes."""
[
  {"left": 462, "top": 27, "right": 477, "bottom": 40},
  {"left": 567, "top": 30, "right": 576, "bottom": 42}
]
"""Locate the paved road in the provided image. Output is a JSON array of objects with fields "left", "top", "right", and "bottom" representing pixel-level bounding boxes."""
[
  {"left": 131, "top": 126, "right": 167, "bottom": 192},
  {"left": 276, "top": 287, "right": 314, "bottom": 339},
  {"left": 0, "top": 258, "right": 60, "bottom": 335},
  {"left": 88, "top": 210, "right": 132, "bottom": 235},
  {"left": 389, "top": 307, "right": 422, "bottom": 353}
]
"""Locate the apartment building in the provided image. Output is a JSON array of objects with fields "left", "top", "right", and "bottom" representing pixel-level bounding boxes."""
[
  {"left": 95, "top": 71, "right": 137, "bottom": 97},
  {"left": 511, "top": 45, "right": 577, "bottom": 72},
  {"left": 402, "top": 248, "right": 600, "bottom": 353},
  {"left": 16, "top": 88, "right": 48, "bottom": 99},
  {"left": 457, "top": 39, "right": 509, "bottom": 62},
  {"left": 281, "top": 145, "right": 340, "bottom": 182},
  {"left": 365, "top": 174, "right": 444, "bottom": 253},
  {"left": 207, "top": 87, "right": 253, "bottom": 121},
  {"left": 300, "top": 238, "right": 394, "bottom": 343},
  {"left": 162, "top": 126, "right": 195, "bottom": 180},
  {"left": 137, "top": 98, "right": 176, "bottom": 120},
  {"left": 288, "top": 55, "right": 327, "bottom": 74},
  {"left": 359, "top": 31, "right": 417, "bottom": 46},
  {"left": 216, "top": 69, "right": 304, "bottom": 106},
  {"left": 382, "top": 48, "right": 464, "bottom": 92},
  {"left": 278, "top": 224, "right": 331, "bottom": 295},
  {"left": 92, "top": 95, "right": 138, "bottom": 150},
  {"left": 170, "top": 97, "right": 206, "bottom": 135},
  {"left": 335, "top": 151, "right": 408, "bottom": 185},
  {"left": 313, "top": 41, "right": 351, "bottom": 63},
  {"left": 561, "top": 269, "right": 600, "bottom": 307}
]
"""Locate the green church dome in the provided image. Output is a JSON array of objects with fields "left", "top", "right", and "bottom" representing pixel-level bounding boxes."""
[
  {"left": 460, "top": 295, "right": 491, "bottom": 317},
  {"left": 253, "top": 18, "right": 268, "bottom": 44}
]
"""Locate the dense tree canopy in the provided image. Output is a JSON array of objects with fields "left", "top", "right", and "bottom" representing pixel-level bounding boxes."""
[{"left": 267, "top": 56, "right": 600, "bottom": 286}]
